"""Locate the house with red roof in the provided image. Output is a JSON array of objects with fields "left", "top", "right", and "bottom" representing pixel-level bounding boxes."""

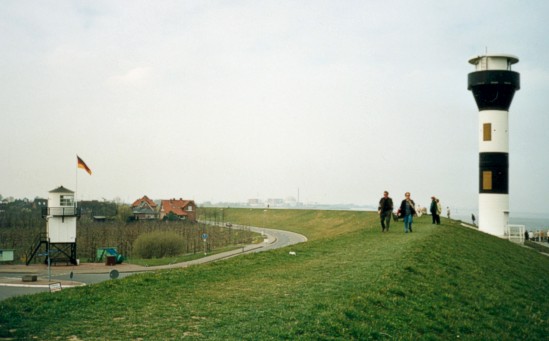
[
  {"left": 131, "top": 195, "right": 159, "bottom": 220},
  {"left": 159, "top": 198, "right": 196, "bottom": 222}
]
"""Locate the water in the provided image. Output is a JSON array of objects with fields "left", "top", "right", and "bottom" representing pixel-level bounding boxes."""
[
  {"left": 452, "top": 211, "right": 549, "bottom": 232},
  {"left": 508, "top": 215, "right": 549, "bottom": 232}
]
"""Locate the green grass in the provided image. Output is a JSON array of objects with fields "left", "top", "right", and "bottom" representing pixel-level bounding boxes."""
[
  {"left": 127, "top": 245, "right": 246, "bottom": 267},
  {"left": 1, "top": 209, "right": 549, "bottom": 340},
  {"left": 222, "top": 207, "right": 377, "bottom": 240}
]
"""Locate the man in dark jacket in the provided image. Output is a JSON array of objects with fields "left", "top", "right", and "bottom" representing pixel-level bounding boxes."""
[
  {"left": 430, "top": 196, "right": 438, "bottom": 224},
  {"left": 378, "top": 191, "right": 393, "bottom": 232}
]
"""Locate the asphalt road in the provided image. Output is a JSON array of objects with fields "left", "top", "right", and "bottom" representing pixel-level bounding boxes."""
[
  {"left": 0, "top": 272, "right": 136, "bottom": 301},
  {"left": 0, "top": 225, "right": 307, "bottom": 301}
]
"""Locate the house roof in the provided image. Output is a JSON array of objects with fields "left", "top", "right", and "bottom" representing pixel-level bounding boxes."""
[
  {"left": 161, "top": 199, "right": 194, "bottom": 216},
  {"left": 131, "top": 195, "right": 157, "bottom": 208}
]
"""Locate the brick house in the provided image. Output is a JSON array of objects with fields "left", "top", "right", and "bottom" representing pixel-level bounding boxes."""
[{"left": 159, "top": 198, "right": 196, "bottom": 222}]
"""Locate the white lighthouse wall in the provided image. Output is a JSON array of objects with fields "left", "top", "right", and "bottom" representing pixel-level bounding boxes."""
[
  {"left": 479, "top": 194, "right": 509, "bottom": 237},
  {"left": 47, "top": 217, "right": 77, "bottom": 243},
  {"left": 479, "top": 110, "right": 509, "bottom": 153}
]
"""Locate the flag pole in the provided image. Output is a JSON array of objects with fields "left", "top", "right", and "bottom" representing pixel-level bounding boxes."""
[{"left": 75, "top": 155, "right": 78, "bottom": 207}]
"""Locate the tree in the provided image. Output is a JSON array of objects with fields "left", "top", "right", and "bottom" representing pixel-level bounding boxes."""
[{"left": 116, "top": 204, "right": 133, "bottom": 223}]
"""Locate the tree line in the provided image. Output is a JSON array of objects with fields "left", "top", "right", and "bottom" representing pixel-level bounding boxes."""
[{"left": 0, "top": 197, "right": 255, "bottom": 263}]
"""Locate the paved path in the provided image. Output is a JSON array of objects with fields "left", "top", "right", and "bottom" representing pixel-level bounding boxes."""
[{"left": 0, "top": 225, "right": 307, "bottom": 300}]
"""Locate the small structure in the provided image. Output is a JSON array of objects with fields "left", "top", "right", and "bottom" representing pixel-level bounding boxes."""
[
  {"left": 159, "top": 198, "right": 196, "bottom": 221},
  {"left": 33, "top": 198, "right": 47, "bottom": 209},
  {"left": 0, "top": 249, "right": 15, "bottom": 262},
  {"left": 27, "top": 186, "right": 80, "bottom": 265},
  {"left": 22, "top": 274, "right": 38, "bottom": 282},
  {"left": 49, "top": 282, "right": 63, "bottom": 292},
  {"left": 505, "top": 224, "right": 525, "bottom": 243},
  {"left": 96, "top": 247, "right": 124, "bottom": 264}
]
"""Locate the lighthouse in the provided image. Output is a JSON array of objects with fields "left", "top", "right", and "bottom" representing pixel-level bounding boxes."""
[{"left": 468, "top": 54, "right": 520, "bottom": 237}]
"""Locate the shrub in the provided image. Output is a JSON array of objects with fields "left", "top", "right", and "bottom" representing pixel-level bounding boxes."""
[{"left": 133, "top": 231, "right": 185, "bottom": 259}]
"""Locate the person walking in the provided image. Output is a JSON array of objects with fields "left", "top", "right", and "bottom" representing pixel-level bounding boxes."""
[
  {"left": 378, "top": 191, "right": 394, "bottom": 232},
  {"left": 429, "top": 196, "right": 438, "bottom": 224},
  {"left": 399, "top": 192, "right": 416, "bottom": 233}
]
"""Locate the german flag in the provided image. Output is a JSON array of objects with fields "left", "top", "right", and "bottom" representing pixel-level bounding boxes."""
[{"left": 77, "top": 156, "right": 92, "bottom": 175}]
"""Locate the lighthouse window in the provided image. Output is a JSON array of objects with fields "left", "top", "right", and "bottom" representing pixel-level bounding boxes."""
[
  {"left": 60, "top": 195, "right": 74, "bottom": 207},
  {"left": 482, "top": 171, "right": 493, "bottom": 190},
  {"left": 483, "top": 123, "right": 492, "bottom": 141}
]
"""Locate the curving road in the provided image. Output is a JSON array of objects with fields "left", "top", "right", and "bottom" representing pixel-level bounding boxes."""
[
  {"left": 0, "top": 225, "right": 307, "bottom": 300},
  {"left": 248, "top": 225, "right": 308, "bottom": 251}
]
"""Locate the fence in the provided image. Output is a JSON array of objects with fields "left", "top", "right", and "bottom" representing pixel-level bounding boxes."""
[{"left": 505, "top": 224, "right": 525, "bottom": 243}]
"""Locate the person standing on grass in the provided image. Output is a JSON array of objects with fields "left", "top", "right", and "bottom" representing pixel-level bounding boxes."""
[
  {"left": 399, "top": 192, "right": 416, "bottom": 233},
  {"left": 378, "top": 191, "right": 394, "bottom": 232},
  {"left": 436, "top": 199, "right": 442, "bottom": 224},
  {"left": 430, "top": 196, "right": 438, "bottom": 224}
]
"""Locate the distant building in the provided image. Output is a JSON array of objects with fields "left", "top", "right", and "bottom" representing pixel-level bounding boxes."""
[
  {"left": 267, "top": 198, "right": 284, "bottom": 207},
  {"left": 131, "top": 195, "right": 159, "bottom": 220},
  {"left": 159, "top": 198, "right": 196, "bottom": 221},
  {"left": 285, "top": 196, "right": 297, "bottom": 207},
  {"left": 247, "top": 199, "right": 262, "bottom": 207},
  {"left": 33, "top": 198, "right": 47, "bottom": 209}
]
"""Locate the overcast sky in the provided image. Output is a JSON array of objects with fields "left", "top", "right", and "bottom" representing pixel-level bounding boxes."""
[{"left": 1, "top": 1, "right": 548, "bottom": 215}]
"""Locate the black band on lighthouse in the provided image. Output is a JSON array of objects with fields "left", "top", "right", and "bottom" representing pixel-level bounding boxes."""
[
  {"left": 479, "top": 152, "right": 509, "bottom": 194},
  {"left": 468, "top": 70, "right": 520, "bottom": 111}
]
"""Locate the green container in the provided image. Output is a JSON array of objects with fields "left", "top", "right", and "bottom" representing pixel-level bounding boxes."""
[{"left": 96, "top": 247, "right": 117, "bottom": 261}]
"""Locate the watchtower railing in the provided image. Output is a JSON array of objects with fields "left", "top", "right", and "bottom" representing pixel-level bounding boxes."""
[{"left": 41, "top": 206, "right": 81, "bottom": 218}]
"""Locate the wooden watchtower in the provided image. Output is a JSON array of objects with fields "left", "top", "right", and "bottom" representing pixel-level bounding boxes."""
[{"left": 27, "top": 186, "right": 80, "bottom": 265}]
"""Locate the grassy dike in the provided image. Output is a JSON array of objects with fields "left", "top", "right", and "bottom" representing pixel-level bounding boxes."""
[{"left": 1, "top": 209, "right": 549, "bottom": 340}]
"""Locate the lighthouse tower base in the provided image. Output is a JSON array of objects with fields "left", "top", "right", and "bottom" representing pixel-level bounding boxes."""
[{"left": 479, "top": 194, "right": 509, "bottom": 237}]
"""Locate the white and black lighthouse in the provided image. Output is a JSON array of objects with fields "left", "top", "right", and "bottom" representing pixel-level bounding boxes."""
[{"left": 468, "top": 54, "right": 520, "bottom": 237}]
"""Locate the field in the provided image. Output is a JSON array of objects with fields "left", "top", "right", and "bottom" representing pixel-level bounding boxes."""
[{"left": 1, "top": 208, "right": 549, "bottom": 340}]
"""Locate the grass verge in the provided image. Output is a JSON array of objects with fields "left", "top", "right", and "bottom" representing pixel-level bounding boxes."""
[{"left": 1, "top": 209, "right": 548, "bottom": 340}]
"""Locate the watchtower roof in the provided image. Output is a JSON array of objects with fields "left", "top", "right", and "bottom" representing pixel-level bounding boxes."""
[{"left": 49, "top": 186, "right": 74, "bottom": 194}]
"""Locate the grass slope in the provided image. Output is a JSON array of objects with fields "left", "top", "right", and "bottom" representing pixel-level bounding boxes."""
[{"left": 1, "top": 209, "right": 549, "bottom": 340}]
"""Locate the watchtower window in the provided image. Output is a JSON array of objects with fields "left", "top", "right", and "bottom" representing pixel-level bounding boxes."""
[
  {"left": 60, "top": 195, "right": 74, "bottom": 206},
  {"left": 483, "top": 123, "right": 492, "bottom": 141}
]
